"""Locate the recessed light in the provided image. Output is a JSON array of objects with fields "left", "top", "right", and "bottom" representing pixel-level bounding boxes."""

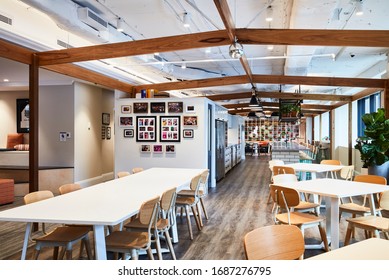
[{"left": 3, "top": 78, "right": 9, "bottom": 82}]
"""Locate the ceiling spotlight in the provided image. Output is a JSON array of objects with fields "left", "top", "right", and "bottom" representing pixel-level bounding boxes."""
[
  {"left": 229, "top": 37, "right": 244, "bottom": 59},
  {"left": 247, "top": 111, "right": 258, "bottom": 118},
  {"left": 355, "top": 0, "right": 363, "bottom": 16},
  {"left": 181, "top": 62, "right": 187, "bottom": 69},
  {"left": 183, "top": 12, "right": 191, "bottom": 28},
  {"left": 117, "top": 18, "right": 124, "bottom": 32},
  {"left": 249, "top": 87, "right": 259, "bottom": 107},
  {"left": 265, "top": 5, "right": 273, "bottom": 22}
]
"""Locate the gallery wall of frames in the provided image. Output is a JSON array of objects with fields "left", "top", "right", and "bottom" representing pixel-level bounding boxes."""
[{"left": 114, "top": 97, "right": 214, "bottom": 181}]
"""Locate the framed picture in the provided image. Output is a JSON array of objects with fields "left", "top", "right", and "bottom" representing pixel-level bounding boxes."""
[
  {"left": 160, "top": 116, "right": 180, "bottom": 142},
  {"left": 153, "top": 144, "right": 163, "bottom": 153},
  {"left": 133, "top": 102, "right": 149, "bottom": 113},
  {"left": 136, "top": 116, "right": 156, "bottom": 142},
  {"left": 183, "top": 116, "right": 198, "bottom": 126},
  {"left": 106, "top": 127, "right": 111, "bottom": 140},
  {"left": 167, "top": 102, "right": 183, "bottom": 113},
  {"left": 121, "top": 105, "right": 131, "bottom": 114},
  {"left": 119, "top": 116, "right": 133, "bottom": 127},
  {"left": 140, "top": 144, "right": 151, "bottom": 153},
  {"left": 102, "top": 113, "right": 110, "bottom": 125},
  {"left": 150, "top": 102, "right": 166, "bottom": 113},
  {"left": 183, "top": 129, "right": 194, "bottom": 138},
  {"left": 16, "top": 98, "right": 29, "bottom": 133},
  {"left": 165, "top": 145, "right": 176, "bottom": 154},
  {"left": 123, "top": 129, "right": 134, "bottom": 138},
  {"left": 186, "top": 105, "right": 196, "bottom": 113}
]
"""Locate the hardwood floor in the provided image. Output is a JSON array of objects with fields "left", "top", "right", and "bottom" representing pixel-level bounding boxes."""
[{"left": 0, "top": 155, "right": 366, "bottom": 260}]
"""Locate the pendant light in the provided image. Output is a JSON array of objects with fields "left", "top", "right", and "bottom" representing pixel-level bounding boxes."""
[
  {"left": 249, "top": 86, "right": 259, "bottom": 107},
  {"left": 229, "top": 37, "right": 244, "bottom": 59}
]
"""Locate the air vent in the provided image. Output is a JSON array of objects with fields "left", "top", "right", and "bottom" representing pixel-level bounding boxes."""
[
  {"left": 77, "top": 7, "right": 108, "bottom": 31},
  {"left": 57, "top": 40, "right": 73, "bottom": 49},
  {"left": 0, "top": 13, "right": 12, "bottom": 25}
]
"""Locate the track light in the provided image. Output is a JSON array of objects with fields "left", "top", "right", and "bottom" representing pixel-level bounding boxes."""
[
  {"left": 265, "top": 5, "right": 273, "bottom": 22},
  {"left": 183, "top": 12, "right": 190, "bottom": 28},
  {"left": 117, "top": 18, "right": 124, "bottom": 32},
  {"left": 355, "top": 0, "right": 363, "bottom": 16},
  {"left": 229, "top": 37, "right": 244, "bottom": 59}
]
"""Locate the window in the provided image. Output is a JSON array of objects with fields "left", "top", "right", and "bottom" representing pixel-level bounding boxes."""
[{"left": 357, "top": 92, "right": 381, "bottom": 137}]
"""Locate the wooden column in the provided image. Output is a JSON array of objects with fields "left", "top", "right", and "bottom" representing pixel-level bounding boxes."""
[
  {"left": 330, "top": 110, "right": 335, "bottom": 160},
  {"left": 348, "top": 102, "right": 353, "bottom": 165},
  {"left": 29, "top": 54, "right": 39, "bottom": 193},
  {"left": 311, "top": 116, "right": 315, "bottom": 143}
]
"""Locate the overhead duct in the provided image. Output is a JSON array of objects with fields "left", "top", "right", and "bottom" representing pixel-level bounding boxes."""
[{"left": 77, "top": 7, "right": 108, "bottom": 31}]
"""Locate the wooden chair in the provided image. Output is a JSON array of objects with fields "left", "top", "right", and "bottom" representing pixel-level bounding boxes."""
[
  {"left": 117, "top": 171, "right": 130, "bottom": 178},
  {"left": 270, "top": 184, "right": 329, "bottom": 251},
  {"left": 124, "top": 187, "right": 177, "bottom": 260},
  {"left": 344, "top": 190, "right": 389, "bottom": 245},
  {"left": 339, "top": 165, "right": 354, "bottom": 181},
  {"left": 175, "top": 173, "right": 203, "bottom": 240},
  {"left": 132, "top": 167, "right": 144, "bottom": 174},
  {"left": 272, "top": 165, "right": 295, "bottom": 176},
  {"left": 272, "top": 174, "right": 320, "bottom": 215},
  {"left": 176, "top": 170, "right": 210, "bottom": 224},
  {"left": 244, "top": 225, "right": 305, "bottom": 260},
  {"left": 340, "top": 175, "right": 387, "bottom": 237},
  {"left": 24, "top": 190, "right": 92, "bottom": 260},
  {"left": 320, "top": 159, "right": 341, "bottom": 178},
  {"left": 105, "top": 196, "right": 160, "bottom": 260},
  {"left": 58, "top": 183, "right": 82, "bottom": 195}
]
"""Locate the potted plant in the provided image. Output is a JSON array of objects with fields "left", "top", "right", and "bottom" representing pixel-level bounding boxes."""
[{"left": 354, "top": 108, "right": 389, "bottom": 180}]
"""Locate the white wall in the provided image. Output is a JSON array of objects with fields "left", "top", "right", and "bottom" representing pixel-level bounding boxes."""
[
  {"left": 39, "top": 85, "right": 74, "bottom": 167},
  {"left": 101, "top": 89, "right": 115, "bottom": 175},
  {"left": 314, "top": 115, "right": 320, "bottom": 141},
  {"left": 305, "top": 117, "right": 312, "bottom": 143},
  {"left": 320, "top": 112, "right": 330, "bottom": 140},
  {"left": 114, "top": 97, "right": 211, "bottom": 185}
]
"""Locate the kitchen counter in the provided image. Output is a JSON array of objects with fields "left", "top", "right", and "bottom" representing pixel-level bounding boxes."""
[{"left": 271, "top": 142, "right": 309, "bottom": 164}]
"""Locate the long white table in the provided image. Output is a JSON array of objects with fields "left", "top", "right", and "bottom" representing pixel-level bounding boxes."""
[
  {"left": 0, "top": 167, "right": 206, "bottom": 260},
  {"left": 279, "top": 178, "right": 388, "bottom": 250},
  {"left": 308, "top": 238, "right": 389, "bottom": 260},
  {"left": 285, "top": 162, "right": 342, "bottom": 180}
]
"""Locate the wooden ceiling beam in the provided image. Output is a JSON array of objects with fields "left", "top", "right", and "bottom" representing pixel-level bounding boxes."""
[
  {"left": 206, "top": 91, "right": 352, "bottom": 102},
  {"left": 236, "top": 29, "right": 389, "bottom": 47},
  {"left": 222, "top": 102, "right": 332, "bottom": 111},
  {"left": 351, "top": 87, "right": 382, "bottom": 101},
  {"left": 0, "top": 39, "right": 33, "bottom": 64},
  {"left": 228, "top": 108, "right": 323, "bottom": 115},
  {"left": 37, "top": 30, "right": 230, "bottom": 66}
]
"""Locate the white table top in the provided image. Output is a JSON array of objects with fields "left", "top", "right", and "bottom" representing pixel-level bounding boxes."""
[
  {"left": 308, "top": 238, "right": 389, "bottom": 260},
  {"left": 0, "top": 167, "right": 206, "bottom": 226},
  {"left": 285, "top": 163, "right": 342, "bottom": 173},
  {"left": 281, "top": 178, "right": 389, "bottom": 198}
]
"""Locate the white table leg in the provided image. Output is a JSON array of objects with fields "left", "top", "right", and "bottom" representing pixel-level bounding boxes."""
[
  {"left": 326, "top": 196, "right": 340, "bottom": 250},
  {"left": 171, "top": 209, "right": 179, "bottom": 243},
  {"left": 93, "top": 225, "right": 107, "bottom": 260},
  {"left": 368, "top": 194, "right": 376, "bottom": 215},
  {"left": 21, "top": 223, "right": 31, "bottom": 260}
]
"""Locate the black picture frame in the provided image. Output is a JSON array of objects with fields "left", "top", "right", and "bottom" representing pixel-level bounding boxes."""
[
  {"left": 183, "top": 129, "right": 194, "bottom": 138},
  {"left": 102, "top": 113, "right": 110, "bottom": 125},
  {"left": 119, "top": 116, "right": 133, "bottom": 127},
  {"left": 150, "top": 102, "right": 166, "bottom": 113},
  {"left": 159, "top": 116, "right": 180, "bottom": 142},
  {"left": 133, "top": 102, "right": 149, "bottom": 113},
  {"left": 167, "top": 102, "right": 183, "bottom": 113},
  {"left": 136, "top": 116, "right": 157, "bottom": 142},
  {"left": 183, "top": 116, "right": 198, "bottom": 126},
  {"left": 124, "top": 129, "right": 134, "bottom": 138},
  {"left": 16, "top": 99, "right": 29, "bottom": 133}
]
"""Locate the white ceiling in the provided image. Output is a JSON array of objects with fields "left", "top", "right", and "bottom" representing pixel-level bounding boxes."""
[{"left": 0, "top": 0, "right": 388, "bottom": 106}]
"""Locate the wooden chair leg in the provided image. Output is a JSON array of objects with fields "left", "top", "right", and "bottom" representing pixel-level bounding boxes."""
[
  {"left": 164, "top": 230, "right": 176, "bottom": 260},
  {"left": 318, "top": 224, "right": 329, "bottom": 252},
  {"left": 53, "top": 246, "right": 60, "bottom": 259},
  {"left": 196, "top": 203, "right": 203, "bottom": 227},
  {"left": 184, "top": 206, "right": 193, "bottom": 240},
  {"left": 191, "top": 205, "right": 202, "bottom": 231},
  {"left": 200, "top": 198, "right": 209, "bottom": 220},
  {"left": 83, "top": 236, "right": 93, "bottom": 260},
  {"left": 65, "top": 249, "right": 73, "bottom": 260},
  {"left": 146, "top": 248, "right": 154, "bottom": 260},
  {"left": 155, "top": 232, "right": 163, "bottom": 260},
  {"left": 344, "top": 225, "right": 353, "bottom": 246}
]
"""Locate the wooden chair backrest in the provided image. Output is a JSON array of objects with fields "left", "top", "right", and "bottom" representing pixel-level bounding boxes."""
[
  {"left": 199, "top": 170, "right": 210, "bottom": 194},
  {"left": 273, "top": 166, "right": 295, "bottom": 176},
  {"left": 139, "top": 196, "right": 160, "bottom": 226},
  {"left": 189, "top": 173, "right": 202, "bottom": 192},
  {"left": 272, "top": 174, "right": 298, "bottom": 184},
  {"left": 160, "top": 188, "right": 177, "bottom": 212},
  {"left": 117, "top": 171, "right": 130, "bottom": 178},
  {"left": 24, "top": 190, "right": 54, "bottom": 205},
  {"left": 244, "top": 225, "right": 304, "bottom": 260},
  {"left": 59, "top": 183, "right": 82, "bottom": 195},
  {"left": 132, "top": 167, "right": 144, "bottom": 174},
  {"left": 340, "top": 165, "right": 354, "bottom": 180},
  {"left": 270, "top": 185, "right": 300, "bottom": 208},
  {"left": 354, "top": 174, "right": 387, "bottom": 185},
  {"left": 320, "top": 159, "right": 341, "bottom": 165},
  {"left": 378, "top": 191, "right": 389, "bottom": 210}
]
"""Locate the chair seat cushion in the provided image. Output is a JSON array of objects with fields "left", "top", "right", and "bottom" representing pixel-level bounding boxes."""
[
  {"left": 175, "top": 196, "right": 196, "bottom": 205},
  {"left": 294, "top": 201, "right": 320, "bottom": 210},
  {"left": 177, "top": 189, "right": 204, "bottom": 196},
  {"left": 34, "top": 226, "right": 90, "bottom": 243},
  {"left": 105, "top": 231, "right": 150, "bottom": 250},
  {"left": 124, "top": 217, "right": 169, "bottom": 230},
  {"left": 276, "top": 212, "right": 324, "bottom": 226},
  {"left": 340, "top": 203, "right": 371, "bottom": 214}
]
